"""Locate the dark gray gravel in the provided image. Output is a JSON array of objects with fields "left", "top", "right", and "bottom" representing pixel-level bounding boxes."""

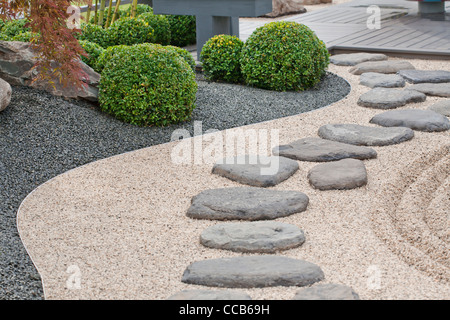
[{"left": 0, "top": 71, "right": 349, "bottom": 300}]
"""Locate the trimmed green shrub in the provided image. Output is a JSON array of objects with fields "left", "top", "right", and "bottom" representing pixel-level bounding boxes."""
[
  {"left": 122, "top": 4, "right": 153, "bottom": 18},
  {"left": 138, "top": 12, "right": 171, "bottom": 46},
  {"left": 107, "top": 17, "right": 154, "bottom": 46},
  {"left": 78, "top": 40, "right": 105, "bottom": 72},
  {"left": 200, "top": 35, "right": 244, "bottom": 83},
  {"left": 95, "top": 44, "right": 129, "bottom": 74},
  {"left": 1, "top": 19, "right": 30, "bottom": 38},
  {"left": 165, "top": 45, "right": 196, "bottom": 71},
  {"left": 78, "top": 23, "right": 111, "bottom": 48},
  {"left": 167, "top": 15, "right": 196, "bottom": 47},
  {"left": 11, "top": 31, "right": 39, "bottom": 42},
  {"left": 98, "top": 43, "right": 197, "bottom": 127},
  {"left": 0, "top": 19, "right": 6, "bottom": 31},
  {"left": 240, "top": 21, "right": 330, "bottom": 91}
]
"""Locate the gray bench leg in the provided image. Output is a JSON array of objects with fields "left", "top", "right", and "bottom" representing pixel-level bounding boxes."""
[{"left": 196, "top": 15, "right": 240, "bottom": 58}]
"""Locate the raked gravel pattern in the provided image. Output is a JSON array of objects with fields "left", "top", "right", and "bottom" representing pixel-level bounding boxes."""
[{"left": 12, "top": 58, "right": 450, "bottom": 300}]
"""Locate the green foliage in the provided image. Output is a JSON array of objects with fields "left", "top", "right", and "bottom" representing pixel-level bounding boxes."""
[
  {"left": 98, "top": 43, "right": 197, "bottom": 127},
  {"left": 1, "top": 19, "right": 30, "bottom": 38},
  {"left": 11, "top": 31, "right": 39, "bottom": 42},
  {"left": 78, "top": 40, "right": 105, "bottom": 72},
  {"left": 138, "top": 12, "right": 171, "bottom": 46},
  {"left": 78, "top": 23, "right": 111, "bottom": 48},
  {"left": 200, "top": 35, "right": 244, "bottom": 83},
  {"left": 107, "top": 17, "right": 154, "bottom": 46},
  {"left": 240, "top": 21, "right": 330, "bottom": 91},
  {"left": 121, "top": 4, "right": 153, "bottom": 18},
  {"left": 167, "top": 15, "right": 196, "bottom": 47},
  {"left": 165, "top": 45, "right": 196, "bottom": 71},
  {"left": 95, "top": 44, "right": 129, "bottom": 74}
]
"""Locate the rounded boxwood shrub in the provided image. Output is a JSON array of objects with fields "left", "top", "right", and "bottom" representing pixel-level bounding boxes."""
[
  {"left": 138, "top": 12, "right": 171, "bottom": 45},
  {"left": 95, "top": 44, "right": 129, "bottom": 74},
  {"left": 167, "top": 15, "right": 196, "bottom": 47},
  {"left": 200, "top": 35, "right": 244, "bottom": 83},
  {"left": 165, "top": 45, "right": 196, "bottom": 71},
  {"left": 78, "top": 40, "right": 105, "bottom": 72},
  {"left": 99, "top": 43, "right": 197, "bottom": 127},
  {"left": 78, "top": 23, "right": 111, "bottom": 48},
  {"left": 122, "top": 4, "right": 153, "bottom": 18},
  {"left": 240, "top": 21, "right": 329, "bottom": 91},
  {"left": 107, "top": 17, "right": 154, "bottom": 46}
]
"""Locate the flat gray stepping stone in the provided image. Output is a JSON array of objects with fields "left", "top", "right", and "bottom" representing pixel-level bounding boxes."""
[
  {"left": 181, "top": 256, "right": 325, "bottom": 288},
  {"left": 318, "top": 124, "right": 414, "bottom": 146},
  {"left": 407, "top": 83, "right": 450, "bottom": 97},
  {"left": 349, "top": 60, "right": 415, "bottom": 75},
  {"left": 359, "top": 72, "right": 405, "bottom": 88},
  {"left": 370, "top": 109, "right": 450, "bottom": 132},
  {"left": 200, "top": 221, "right": 305, "bottom": 253},
  {"left": 308, "top": 159, "right": 368, "bottom": 190},
  {"left": 273, "top": 137, "right": 377, "bottom": 161},
  {"left": 212, "top": 155, "right": 299, "bottom": 187},
  {"left": 186, "top": 187, "right": 309, "bottom": 221},
  {"left": 330, "top": 53, "right": 388, "bottom": 66},
  {"left": 167, "top": 289, "right": 252, "bottom": 300},
  {"left": 357, "top": 88, "right": 426, "bottom": 109},
  {"left": 398, "top": 70, "right": 450, "bottom": 84},
  {"left": 292, "top": 283, "right": 360, "bottom": 300},
  {"left": 428, "top": 100, "right": 450, "bottom": 116}
]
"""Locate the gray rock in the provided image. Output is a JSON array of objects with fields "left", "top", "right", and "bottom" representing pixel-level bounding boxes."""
[
  {"left": 186, "top": 187, "right": 309, "bottom": 221},
  {"left": 0, "top": 77, "right": 12, "bottom": 112},
  {"left": 200, "top": 221, "right": 305, "bottom": 253},
  {"left": 181, "top": 256, "right": 325, "bottom": 288},
  {"left": 428, "top": 100, "right": 450, "bottom": 116},
  {"left": 398, "top": 70, "right": 450, "bottom": 84},
  {"left": 273, "top": 137, "right": 377, "bottom": 161},
  {"left": 318, "top": 123, "right": 414, "bottom": 146},
  {"left": 330, "top": 53, "right": 388, "bottom": 66},
  {"left": 359, "top": 72, "right": 405, "bottom": 88},
  {"left": 370, "top": 109, "right": 450, "bottom": 132},
  {"left": 357, "top": 88, "right": 426, "bottom": 109},
  {"left": 292, "top": 283, "right": 360, "bottom": 300},
  {"left": 167, "top": 289, "right": 252, "bottom": 300},
  {"left": 307, "top": 158, "right": 368, "bottom": 190},
  {"left": 212, "top": 155, "right": 299, "bottom": 187},
  {"left": 407, "top": 83, "right": 450, "bottom": 97},
  {"left": 349, "top": 60, "right": 415, "bottom": 75}
]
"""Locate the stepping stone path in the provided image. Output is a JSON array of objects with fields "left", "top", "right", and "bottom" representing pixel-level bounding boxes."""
[
  {"left": 407, "top": 83, "right": 450, "bottom": 97},
  {"left": 357, "top": 88, "right": 426, "bottom": 109},
  {"left": 308, "top": 158, "right": 368, "bottom": 190},
  {"left": 167, "top": 289, "right": 252, "bottom": 300},
  {"left": 212, "top": 155, "right": 299, "bottom": 187},
  {"left": 398, "top": 70, "right": 450, "bottom": 84},
  {"left": 349, "top": 60, "right": 415, "bottom": 75},
  {"left": 359, "top": 72, "right": 406, "bottom": 88},
  {"left": 428, "top": 100, "right": 450, "bottom": 116},
  {"left": 273, "top": 137, "right": 377, "bottom": 161},
  {"left": 370, "top": 109, "right": 450, "bottom": 132},
  {"left": 292, "top": 283, "right": 360, "bottom": 300},
  {"left": 200, "top": 221, "right": 305, "bottom": 253},
  {"left": 329, "top": 52, "right": 388, "bottom": 66},
  {"left": 186, "top": 187, "right": 309, "bottom": 221},
  {"left": 318, "top": 123, "right": 414, "bottom": 146},
  {"left": 181, "top": 256, "right": 325, "bottom": 288}
]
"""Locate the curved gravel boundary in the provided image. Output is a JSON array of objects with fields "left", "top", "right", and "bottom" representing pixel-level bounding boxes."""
[{"left": 0, "top": 72, "right": 349, "bottom": 300}]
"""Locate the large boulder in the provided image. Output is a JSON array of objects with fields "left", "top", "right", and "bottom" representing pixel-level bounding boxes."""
[
  {"left": 0, "top": 77, "right": 12, "bottom": 112},
  {"left": 263, "top": 0, "right": 306, "bottom": 17},
  {"left": 0, "top": 41, "right": 99, "bottom": 102}
]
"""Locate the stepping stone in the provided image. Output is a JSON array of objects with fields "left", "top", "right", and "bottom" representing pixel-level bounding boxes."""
[
  {"left": 212, "top": 155, "right": 299, "bottom": 187},
  {"left": 200, "top": 221, "right": 305, "bottom": 253},
  {"left": 349, "top": 60, "right": 415, "bottom": 75},
  {"left": 273, "top": 137, "right": 377, "bottom": 161},
  {"left": 307, "top": 159, "right": 368, "bottom": 190},
  {"left": 370, "top": 109, "right": 450, "bottom": 132},
  {"left": 181, "top": 256, "right": 325, "bottom": 288},
  {"left": 357, "top": 88, "right": 426, "bottom": 109},
  {"left": 428, "top": 100, "right": 450, "bottom": 117},
  {"left": 359, "top": 72, "right": 405, "bottom": 88},
  {"left": 329, "top": 53, "right": 388, "bottom": 66},
  {"left": 407, "top": 83, "right": 450, "bottom": 97},
  {"left": 167, "top": 289, "right": 252, "bottom": 300},
  {"left": 292, "top": 283, "right": 360, "bottom": 300},
  {"left": 398, "top": 70, "right": 450, "bottom": 84},
  {"left": 318, "top": 124, "right": 414, "bottom": 146},
  {"left": 186, "top": 187, "right": 309, "bottom": 221}
]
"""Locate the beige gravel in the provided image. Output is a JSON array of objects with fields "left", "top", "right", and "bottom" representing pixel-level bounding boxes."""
[{"left": 17, "top": 57, "right": 450, "bottom": 300}]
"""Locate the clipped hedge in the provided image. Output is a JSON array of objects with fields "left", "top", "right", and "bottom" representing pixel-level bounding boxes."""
[
  {"left": 138, "top": 12, "right": 171, "bottom": 46},
  {"left": 78, "top": 23, "right": 111, "bottom": 48},
  {"left": 95, "top": 44, "right": 129, "bottom": 74},
  {"left": 107, "top": 17, "right": 154, "bottom": 46},
  {"left": 98, "top": 43, "right": 197, "bottom": 127},
  {"left": 78, "top": 40, "right": 105, "bottom": 72},
  {"left": 167, "top": 15, "right": 196, "bottom": 47},
  {"left": 240, "top": 21, "right": 329, "bottom": 91},
  {"left": 165, "top": 45, "right": 196, "bottom": 71},
  {"left": 200, "top": 35, "right": 244, "bottom": 83}
]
